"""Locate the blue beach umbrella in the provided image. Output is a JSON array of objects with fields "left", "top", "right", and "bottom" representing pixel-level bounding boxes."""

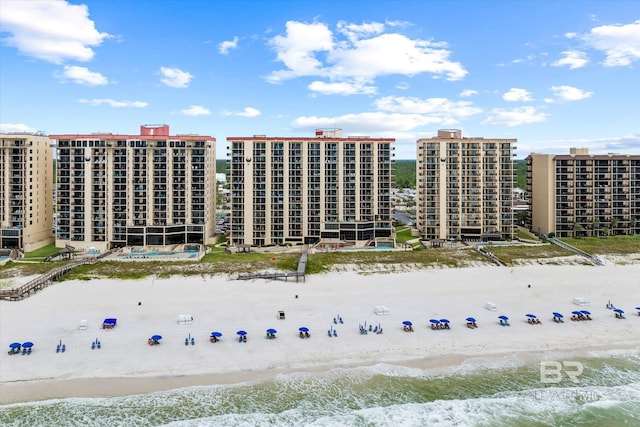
[
  {"left": 22, "top": 342, "right": 34, "bottom": 348},
  {"left": 580, "top": 310, "right": 591, "bottom": 316},
  {"left": 236, "top": 330, "right": 247, "bottom": 336},
  {"left": 571, "top": 311, "right": 582, "bottom": 315},
  {"left": 210, "top": 332, "right": 222, "bottom": 337},
  {"left": 151, "top": 335, "right": 162, "bottom": 341},
  {"left": 526, "top": 314, "right": 537, "bottom": 319},
  {"left": 636, "top": 306, "right": 640, "bottom": 310},
  {"left": 9, "top": 342, "right": 21, "bottom": 349},
  {"left": 402, "top": 321, "right": 413, "bottom": 326},
  {"left": 498, "top": 315, "right": 509, "bottom": 320},
  {"left": 613, "top": 309, "right": 624, "bottom": 314},
  {"left": 552, "top": 312, "right": 563, "bottom": 318},
  {"left": 466, "top": 317, "right": 476, "bottom": 323},
  {"left": 439, "top": 319, "right": 450, "bottom": 324},
  {"left": 266, "top": 328, "right": 277, "bottom": 334},
  {"left": 429, "top": 319, "right": 440, "bottom": 324},
  {"left": 298, "top": 327, "right": 309, "bottom": 332}
]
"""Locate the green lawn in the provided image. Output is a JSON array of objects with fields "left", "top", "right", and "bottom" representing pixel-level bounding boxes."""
[
  {"left": 394, "top": 226, "right": 414, "bottom": 243},
  {"left": 24, "top": 243, "right": 62, "bottom": 259},
  {"left": 560, "top": 235, "right": 640, "bottom": 255}
]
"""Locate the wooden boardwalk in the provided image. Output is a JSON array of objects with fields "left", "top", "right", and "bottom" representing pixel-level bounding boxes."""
[
  {"left": 0, "top": 258, "right": 96, "bottom": 301},
  {"left": 237, "top": 246, "right": 308, "bottom": 283}
]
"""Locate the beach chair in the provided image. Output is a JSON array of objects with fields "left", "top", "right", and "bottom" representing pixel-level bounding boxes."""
[
  {"left": 79, "top": 320, "right": 88, "bottom": 330},
  {"left": 333, "top": 329, "right": 337, "bottom": 337},
  {"left": 191, "top": 337, "right": 195, "bottom": 345},
  {"left": 278, "top": 310, "right": 285, "bottom": 320},
  {"left": 97, "top": 340, "right": 101, "bottom": 349},
  {"left": 62, "top": 344, "right": 66, "bottom": 353},
  {"left": 328, "top": 329, "right": 332, "bottom": 337},
  {"left": 27, "top": 348, "right": 31, "bottom": 355},
  {"left": 91, "top": 341, "right": 96, "bottom": 350}
]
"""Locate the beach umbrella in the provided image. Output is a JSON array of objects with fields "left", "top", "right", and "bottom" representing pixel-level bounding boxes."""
[
  {"left": 429, "top": 319, "right": 440, "bottom": 324},
  {"left": 636, "top": 306, "right": 640, "bottom": 310},
  {"left": 402, "top": 321, "right": 413, "bottom": 326},
  {"left": 466, "top": 317, "right": 476, "bottom": 323},
  {"left": 571, "top": 311, "right": 582, "bottom": 315},
  {"left": 9, "top": 342, "right": 21, "bottom": 349},
  {"left": 151, "top": 335, "right": 162, "bottom": 341},
  {"left": 266, "top": 328, "right": 277, "bottom": 334},
  {"left": 22, "top": 342, "right": 34, "bottom": 348},
  {"left": 236, "top": 330, "right": 247, "bottom": 336},
  {"left": 580, "top": 310, "right": 591, "bottom": 315},
  {"left": 439, "top": 319, "right": 450, "bottom": 323},
  {"left": 526, "top": 314, "right": 537, "bottom": 319},
  {"left": 498, "top": 315, "right": 509, "bottom": 320},
  {"left": 210, "top": 332, "right": 222, "bottom": 337},
  {"left": 613, "top": 309, "right": 624, "bottom": 314},
  {"left": 552, "top": 312, "right": 563, "bottom": 318},
  {"left": 298, "top": 327, "right": 309, "bottom": 332}
]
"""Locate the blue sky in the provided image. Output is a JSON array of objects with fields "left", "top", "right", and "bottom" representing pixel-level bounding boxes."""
[{"left": 1, "top": 0, "right": 639, "bottom": 159}]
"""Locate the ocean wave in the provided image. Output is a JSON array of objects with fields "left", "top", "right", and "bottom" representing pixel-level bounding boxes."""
[{"left": 2, "top": 354, "right": 639, "bottom": 426}]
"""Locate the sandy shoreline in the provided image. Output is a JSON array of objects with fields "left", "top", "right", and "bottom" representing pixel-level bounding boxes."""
[{"left": 2, "top": 264, "right": 639, "bottom": 404}]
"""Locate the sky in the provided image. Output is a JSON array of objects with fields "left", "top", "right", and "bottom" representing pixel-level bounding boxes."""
[{"left": 1, "top": 0, "right": 639, "bottom": 160}]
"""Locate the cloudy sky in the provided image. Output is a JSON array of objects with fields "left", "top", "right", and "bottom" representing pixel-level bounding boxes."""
[{"left": 1, "top": 0, "right": 639, "bottom": 159}]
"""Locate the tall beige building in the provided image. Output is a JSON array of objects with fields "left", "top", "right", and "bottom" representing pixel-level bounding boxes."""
[
  {"left": 527, "top": 148, "right": 639, "bottom": 237},
  {"left": 51, "top": 125, "right": 216, "bottom": 252},
  {"left": 1, "top": 133, "right": 53, "bottom": 251},
  {"left": 227, "top": 129, "right": 394, "bottom": 247},
  {"left": 416, "top": 129, "right": 515, "bottom": 241}
]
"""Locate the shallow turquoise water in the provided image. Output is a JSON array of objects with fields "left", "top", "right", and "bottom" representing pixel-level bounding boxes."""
[{"left": 1, "top": 350, "right": 639, "bottom": 426}]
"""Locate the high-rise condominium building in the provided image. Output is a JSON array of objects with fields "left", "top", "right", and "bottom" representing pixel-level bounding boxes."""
[
  {"left": 526, "top": 148, "right": 639, "bottom": 237},
  {"left": 0, "top": 133, "right": 53, "bottom": 251},
  {"left": 227, "top": 129, "right": 394, "bottom": 247},
  {"left": 51, "top": 125, "right": 216, "bottom": 252},
  {"left": 416, "top": 129, "right": 516, "bottom": 241}
]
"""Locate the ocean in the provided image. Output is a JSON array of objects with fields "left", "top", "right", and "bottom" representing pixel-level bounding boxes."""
[{"left": 1, "top": 349, "right": 638, "bottom": 426}]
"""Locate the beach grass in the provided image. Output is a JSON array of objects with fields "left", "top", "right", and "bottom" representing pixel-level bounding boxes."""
[{"left": 485, "top": 244, "right": 576, "bottom": 266}]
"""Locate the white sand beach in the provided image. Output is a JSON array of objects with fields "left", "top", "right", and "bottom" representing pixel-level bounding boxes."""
[{"left": 1, "top": 264, "right": 639, "bottom": 404}]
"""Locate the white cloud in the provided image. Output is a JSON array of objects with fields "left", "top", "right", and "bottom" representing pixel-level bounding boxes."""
[
  {"left": 219, "top": 36, "right": 239, "bottom": 55},
  {"left": 395, "top": 82, "right": 410, "bottom": 90},
  {"left": 550, "top": 85, "right": 593, "bottom": 101},
  {"left": 291, "top": 112, "right": 443, "bottom": 133},
  {"left": 519, "top": 134, "right": 640, "bottom": 156},
  {"left": 482, "top": 106, "right": 548, "bottom": 127},
  {"left": 221, "top": 107, "right": 261, "bottom": 117},
  {"left": 375, "top": 96, "right": 482, "bottom": 119},
  {"left": 266, "top": 20, "right": 467, "bottom": 89},
  {"left": 565, "top": 32, "right": 578, "bottom": 39},
  {"left": 552, "top": 50, "right": 589, "bottom": 69},
  {"left": 78, "top": 98, "right": 148, "bottom": 108},
  {"left": 56, "top": 65, "right": 108, "bottom": 86},
  {"left": 0, "top": 123, "right": 37, "bottom": 133},
  {"left": 512, "top": 54, "right": 535, "bottom": 64},
  {"left": 236, "top": 107, "right": 261, "bottom": 117},
  {"left": 159, "top": 67, "right": 193, "bottom": 88},
  {"left": 336, "top": 21, "right": 385, "bottom": 42},
  {"left": 583, "top": 20, "right": 640, "bottom": 66},
  {"left": 308, "top": 80, "right": 377, "bottom": 95},
  {"left": 459, "top": 89, "right": 478, "bottom": 98},
  {"left": 267, "top": 21, "right": 334, "bottom": 82},
  {"left": 0, "top": 0, "right": 110, "bottom": 63},
  {"left": 544, "top": 98, "right": 555, "bottom": 104},
  {"left": 179, "top": 105, "right": 211, "bottom": 116},
  {"left": 503, "top": 88, "right": 533, "bottom": 102}
]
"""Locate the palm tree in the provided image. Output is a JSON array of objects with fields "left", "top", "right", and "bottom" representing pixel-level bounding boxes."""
[
  {"left": 572, "top": 221, "right": 584, "bottom": 238},
  {"left": 610, "top": 217, "right": 618, "bottom": 236},
  {"left": 592, "top": 218, "right": 600, "bottom": 237}
]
